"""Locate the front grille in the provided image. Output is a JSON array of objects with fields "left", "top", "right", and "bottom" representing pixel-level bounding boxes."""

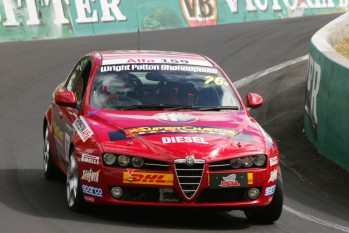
[{"left": 174, "top": 159, "right": 205, "bottom": 199}]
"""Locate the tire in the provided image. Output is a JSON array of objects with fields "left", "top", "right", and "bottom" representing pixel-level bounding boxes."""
[
  {"left": 43, "top": 126, "right": 61, "bottom": 180},
  {"left": 244, "top": 182, "right": 284, "bottom": 224},
  {"left": 66, "top": 150, "right": 86, "bottom": 212}
]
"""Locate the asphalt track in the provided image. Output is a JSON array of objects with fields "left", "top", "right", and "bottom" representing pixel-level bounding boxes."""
[{"left": 0, "top": 13, "right": 348, "bottom": 233}]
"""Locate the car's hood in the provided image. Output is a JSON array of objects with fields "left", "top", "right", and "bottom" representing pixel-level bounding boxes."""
[{"left": 84, "top": 110, "right": 271, "bottom": 162}]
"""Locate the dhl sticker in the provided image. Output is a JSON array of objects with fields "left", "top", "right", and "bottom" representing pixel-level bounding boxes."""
[
  {"left": 248, "top": 173, "right": 253, "bottom": 185},
  {"left": 123, "top": 172, "right": 173, "bottom": 186}
]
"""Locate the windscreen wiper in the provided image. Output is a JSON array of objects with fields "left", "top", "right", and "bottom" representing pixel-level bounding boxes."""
[
  {"left": 124, "top": 105, "right": 240, "bottom": 111},
  {"left": 195, "top": 106, "right": 240, "bottom": 111},
  {"left": 123, "top": 104, "right": 195, "bottom": 110}
]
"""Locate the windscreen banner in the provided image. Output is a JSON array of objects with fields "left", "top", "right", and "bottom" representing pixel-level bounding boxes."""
[{"left": 0, "top": 0, "right": 347, "bottom": 42}]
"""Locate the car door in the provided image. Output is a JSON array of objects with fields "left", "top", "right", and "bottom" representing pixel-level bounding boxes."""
[{"left": 52, "top": 58, "right": 92, "bottom": 165}]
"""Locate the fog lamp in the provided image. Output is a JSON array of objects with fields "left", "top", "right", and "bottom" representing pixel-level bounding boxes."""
[
  {"left": 247, "top": 188, "right": 260, "bottom": 200},
  {"left": 111, "top": 187, "right": 123, "bottom": 199}
]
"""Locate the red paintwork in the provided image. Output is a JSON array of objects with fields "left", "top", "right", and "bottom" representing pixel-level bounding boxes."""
[
  {"left": 246, "top": 93, "right": 263, "bottom": 109},
  {"left": 54, "top": 91, "right": 77, "bottom": 108},
  {"left": 44, "top": 50, "right": 280, "bottom": 208}
]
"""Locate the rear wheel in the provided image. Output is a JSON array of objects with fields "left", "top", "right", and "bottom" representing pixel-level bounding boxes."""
[
  {"left": 66, "top": 150, "right": 86, "bottom": 212},
  {"left": 43, "top": 126, "right": 60, "bottom": 180},
  {"left": 244, "top": 182, "right": 284, "bottom": 224}
]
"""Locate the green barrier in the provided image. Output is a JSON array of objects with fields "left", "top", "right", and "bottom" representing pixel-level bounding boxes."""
[
  {"left": 0, "top": 0, "right": 347, "bottom": 42},
  {"left": 305, "top": 43, "right": 349, "bottom": 171}
]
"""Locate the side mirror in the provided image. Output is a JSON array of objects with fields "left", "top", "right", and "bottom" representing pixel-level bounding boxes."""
[
  {"left": 246, "top": 93, "right": 263, "bottom": 109},
  {"left": 54, "top": 91, "right": 77, "bottom": 108}
]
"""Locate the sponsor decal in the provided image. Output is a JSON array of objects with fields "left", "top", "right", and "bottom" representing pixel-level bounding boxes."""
[
  {"left": 82, "top": 185, "right": 103, "bottom": 197},
  {"left": 154, "top": 113, "right": 197, "bottom": 123},
  {"left": 109, "top": 125, "right": 239, "bottom": 141},
  {"left": 123, "top": 172, "right": 173, "bottom": 186},
  {"left": 268, "top": 168, "right": 278, "bottom": 183},
  {"left": 53, "top": 122, "right": 64, "bottom": 141},
  {"left": 219, "top": 174, "right": 240, "bottom": 187},
  {"left": 126, "top": 168, "right": 136, "bottom": 181},
  {"left": 87, "top": 110, "right": 100, "bottom": 116},
  {"left": 270, "top": 157, "right": 278, "bottom": 166},
  {"left": 128, "top": 58, "right": 155, "bottom": 63},
  {"left": 100, "top": 64, "right": 218, "bottom": 74},
  {"left": 265, "top": 185, "right": 276, "bottom": 196},
  {"left": 81, "top": 154, "right": 99, "bottom": 165},
  {"left": 180, "top": 0, "right": 218, "bottom": 27},
  {"left": 162, "top": 136, "right": 208, "bottom": 144},
  {"left": 73, "top": 116, "right": 94, "bottom": 142},
  {"left": 81, "top": 169, "right": 100, "bottom": 183},
  {"left": 83, "top": 195, "right": 95, "bottom": 203},
  {"left": 305, "top": 54, "right": 321, "bottom": 132},
  {"left": 247, "top": 173, "right": 254, "bottom": 185},
  {"left": 210, "top": 173, "right": 252, "bottom": 188}
]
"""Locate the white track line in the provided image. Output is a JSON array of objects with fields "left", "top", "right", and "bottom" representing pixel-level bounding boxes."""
[
  {"left": 233, "top": 55, "right": 309, "bottom": 88},
  {"left": 284, "top": 205, "right": 349, "bottom": 232},
  {"left": 234, "top": 55, "right": 349, "bottom": 232}
]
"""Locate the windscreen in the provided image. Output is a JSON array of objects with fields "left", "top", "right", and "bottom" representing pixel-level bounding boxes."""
[{"left": 90, "top": 63, "right": 241, "bottom": 110}]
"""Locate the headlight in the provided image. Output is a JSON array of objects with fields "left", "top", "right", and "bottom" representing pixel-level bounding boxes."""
[
  {"left": 253, "top": 155, "right": 267, "bottom": 167},
  {"left": 132, "top": 157, "right": 144, "bottom": 168},
  {"left": 241, "top": 156, "right": 254, "bottom": 167},
  {"left": 103, "top": 153, "right": 117, "bottom": 165},
  {"left": 230, "top": 158, "right": 242, "bottom": 168},
  {"left": 118, "top": 155, "right": 131, "bottom": 166}
]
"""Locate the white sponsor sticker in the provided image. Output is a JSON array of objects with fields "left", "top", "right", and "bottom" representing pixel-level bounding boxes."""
[
  {"left": 82, "top": 185, "right": 103, "bottom": 197},
  {"left": 268, "top": 168, "right": 278, "bottom": 183},
  {"left": 162, "top": 136, "right": 208, "bottom": 144},
  {"left": 73, "top": 116, "right": 93, "bottom": 142},
  {"left": 270, "top": 157, "right": 278, "bottom": 166},
  {"left": 81, "top": 154, "right": 99, "bottom": 165},
  {"left": 102, "top": 58, "right": 213, "bottom": 67},
  {"left": 265, "top": 185, "right": 276, "bottom": 196}
]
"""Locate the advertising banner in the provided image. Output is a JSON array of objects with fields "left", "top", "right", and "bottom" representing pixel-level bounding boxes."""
[{"left": 0, "top": 0, "right": 348, "bottom": 42}]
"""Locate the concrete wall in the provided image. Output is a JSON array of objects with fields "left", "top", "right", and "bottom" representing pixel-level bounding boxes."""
[{"left": 304, "top": 12, "right": 349, "bottom": 171}]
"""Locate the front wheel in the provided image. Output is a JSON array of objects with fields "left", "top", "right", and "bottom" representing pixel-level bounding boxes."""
[
  {"left": 43, "top": 126, "right": 60, "bottom": 180},
  {"left": 66, "top": 150, "right": 86, "bottom": 212},
  {"left": 244, "top": 182, "right": 284, "bottom": 224}
]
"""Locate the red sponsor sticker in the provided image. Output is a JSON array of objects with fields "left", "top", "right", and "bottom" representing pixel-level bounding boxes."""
[{"left": 83, "top": 195, "right": 95, "bottom": 203}]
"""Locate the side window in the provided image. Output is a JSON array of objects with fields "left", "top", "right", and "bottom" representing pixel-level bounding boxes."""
[{"left": 65, "top": 58, "right": 92, "bottom": 106}]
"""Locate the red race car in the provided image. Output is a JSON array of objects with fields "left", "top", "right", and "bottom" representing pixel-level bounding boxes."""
[{"left": 43, "top": 50, "right": 283, "bottom": 223}]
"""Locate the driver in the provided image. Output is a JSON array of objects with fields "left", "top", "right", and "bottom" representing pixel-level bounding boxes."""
[{"left": 92, "top": 72, "right": 142, "bottom": 108}]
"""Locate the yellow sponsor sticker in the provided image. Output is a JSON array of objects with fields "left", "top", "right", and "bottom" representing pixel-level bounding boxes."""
[
  {"left": 248, "top": 173, "right": 253, "bottom": 185},
  {"left": 123, "top": 172, "right": 173, "bottom": 186}
]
